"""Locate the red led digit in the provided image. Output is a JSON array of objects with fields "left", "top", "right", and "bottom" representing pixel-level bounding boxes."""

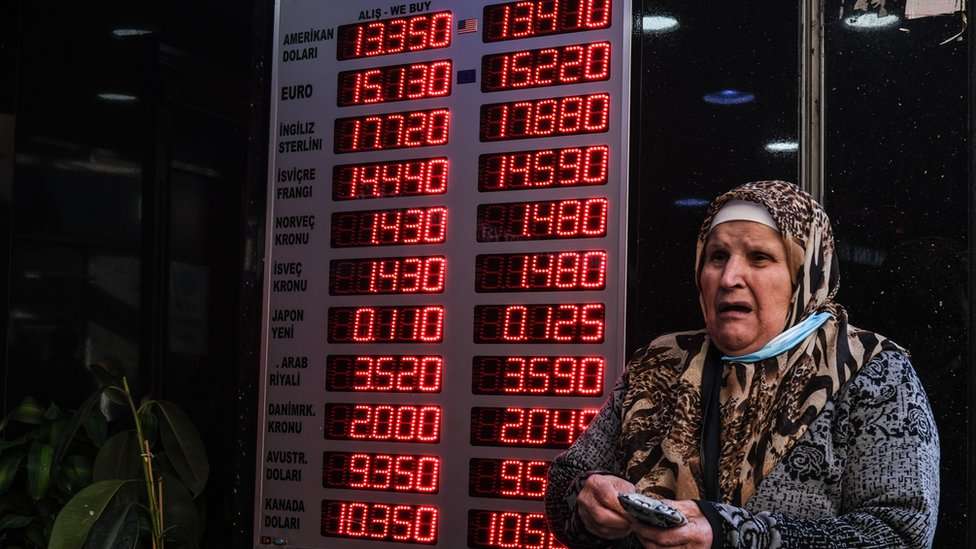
[
  {"left": 337, "top": 11, "right": 452, "bottom": 59},
  {"left": 392, "top": 505, "right": 414, "bottom": 541},
  {"left": 483, "top": 0, "right": 612, "bottom": 41},
  {"left": 524, "top": 460, "right": 548, "bottom": 497},
  {"left": 548, "top": 305, "right": 573, "bottom": 342},
  {"left": 526, "top": 357, "right": 550, "bottom": 393},
  {"left": 323, "top": 500, "right": 439, "bottom": 545},
  {"left": 330, "top": 256, "right": 446, "bottom": 295},
  {"left": 478, "top": 198, "right": 608, "bottom": 242},
  {"left": 373, "top": 357, "right": 396, "bottom": 390},
  {"left": 472, "top": 356, "right": 605, "bottom": 395},
  {"left": 418, "top": 457, "right": 440, "bottom": 492},
  {"left": 371, "top": 454, "right": 394, "bottom": 489},
  {"left": 524, "top": 408, "right": 550, "bottom": 445},
  {"left": 335, "top": 108, "right": 450, "bottom": 153},
  {"left": 329, "top": 305, "right": 445, "bottom": 343},
  {"left": 470, "top": 407, "right": 598, "bottom": 448},
  {"left": 482, "top": 42, "right": 610, "bottom": 92},
  {"left": 480, "top": 93, "right": 610, "bottom": 141},
  {"left": 497, "top": 408, "right": 521, "bottom": 444},
  {"left": 467, "top": 510, "right": 565, "bottom": 549},
  {"left": 332, "top": 206, "right": 448, "bottom": 247},
  {"left": 338, "top": 60, "right": 452, "bottom": 106},
  {"left": 479, "top": 145, "right": 609, "bottom": 191},
  {"left": 349, "top": 404, "right": 372, "bottom": 438},
  {"left": 580, "top": 303, "right": 605, "bottom": 341},
  {"left": 500, "top": 460, "right": 523, "bottom": 495},
  {"left": 348, "top": 453, "right": 370, "bottom": 488},
  {"left": 325, "top": 404, "right": 441, "bottom": 443},
  {"left": 559, "top": 45, "right": 584, "bottom": 82}
]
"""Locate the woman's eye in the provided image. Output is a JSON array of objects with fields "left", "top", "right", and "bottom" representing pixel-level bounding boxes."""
[{"left": 708, "top": 251, "right": 728, "bottom": 262}]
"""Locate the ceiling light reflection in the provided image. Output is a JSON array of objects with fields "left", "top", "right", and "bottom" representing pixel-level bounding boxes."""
[
  {"left": 643, "top": 15, "right": 679, "bottom": 32},
  {"left": 765, "top": 141, "right": 799, "bottom": 153},
  {"left": 111, "top": 28, "right": 154, "bottom": 38},
  {"left": 674, "top": 198, "right": 710, "bottom": 207},
  {"left": 97, "top": 93, "right": 139, "bottom": 103},
  {"left": 703, "top": 89, "right": 755, "bottom": 105},
  {"left": 844, "top": 13, "right": 900, "bottom": 29}
]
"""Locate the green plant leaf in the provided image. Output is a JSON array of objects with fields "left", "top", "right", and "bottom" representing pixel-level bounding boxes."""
[
  {"left": 9, "top": 397, "right": 45, "bottom": 426},
  {"left": 138, "top": 406, "right": 159, "bottom": 448},
  {"left": 48, "top": 418, "right": 69, "bottom": 449},
  {"left": 44, "top": 403, "right": 63, "bottom": 421},
  {"left": 154, "top": 402, "right": 208, "bottom": 498},
  {"left": 48, "top": 479, "right": 132, "bottom": 549},
  {"left": 161, "top": 473, "right": 201, "bottom": 547},
  {"left": 0, "top": 490, "right": 33, "bottom": 515},
  {"left": 92, "top": 432, "right": 142, "bottom": 482},
  {"left": 83, "top": 409, "right": 108, "bottom": 448},
  {"left": 102, "top": 388, "right": 128, "bottom": 407},
  {"left": 59, "top": 455, "right": 93, "bottom": 495},
  {"left": 87, "top": 362, "right": 123, "bottom": 390},
  {"left": 53, "top": 391, "right": 102, "bottom": 463},
  {"left": 26, "top": 521, "right": 46, "bottom": 547},
  {"left": 26, "top": 441, "right": 54, "bottom": 500},
  {"left": 0, "top": 451, "right": 25, "bottom": 495},
  {"left": 84, "top": 501, "right": 141, "bottom": 549},
  {"left": 0, "top": 513, "right": 32, "bottom": 530},
  {"left": 0, "top": 436, "right": 26, "bottom": 454}
]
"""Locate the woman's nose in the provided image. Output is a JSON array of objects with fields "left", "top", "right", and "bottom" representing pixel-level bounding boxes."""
[{"left": 720, "top": 255, "right": 747, "bottom": 288}]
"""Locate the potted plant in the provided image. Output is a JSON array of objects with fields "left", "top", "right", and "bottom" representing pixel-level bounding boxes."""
[{"left": 0, "top": 364, "right": 209, "bottom": 549}]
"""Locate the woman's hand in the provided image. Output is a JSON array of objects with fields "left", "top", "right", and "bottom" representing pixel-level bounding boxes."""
[
  {"left": 631, "top": 499, "right": 713, "bottom": 549},
  {"left": 576, "top": 474, "right": 637, "bottom": 539}
]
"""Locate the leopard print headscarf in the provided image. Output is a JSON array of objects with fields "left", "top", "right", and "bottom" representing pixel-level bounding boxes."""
[{"left": 619, "top": 180, "right": 902, "bottom": 506}]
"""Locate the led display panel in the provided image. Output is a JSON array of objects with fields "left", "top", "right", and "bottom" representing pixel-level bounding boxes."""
[
  {"left": 471, "top": 356, "right": 605, "bottom": 395},
  {"left": 468, "top": 458, "right": 550, "bottom": 500},
  {"left": 336, "top": 11, "right": 453, "bottom": 60},
  {"left": 338, "top": 60, "right": 453, "bottom": 106},
  {"left": 324, "top": 451, "right": 442, "bottom": 493},
  {"left": 479, "top": 93, "right": 611, "bottom": 141},
  {"left": 330, "top": 255, "right": 447, "bottom": 295},
  {"left": 483, "top": 0, "right": 612, "bottom": 42},
  {"left": 476, "top": 197, "right": 609, "bottom": 242},
  {"left": 333, "top": 157, "right": 449, "bottom": 200},
  {"left": 481, "top": 41, "right": 611, "bottom": 91},
  {"left": 479, "top": 145, "right": 610, "bottom": 191},
  {"left": 475, "top": 250, "right": 608, "bottom": 292},
  {"left": 257, "top": 0, "right": 630, "bottom": 546}
]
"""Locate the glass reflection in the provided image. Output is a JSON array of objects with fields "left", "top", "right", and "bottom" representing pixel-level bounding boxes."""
[{"left": 642, "top": 15, "right": 679, "bottom": 32}]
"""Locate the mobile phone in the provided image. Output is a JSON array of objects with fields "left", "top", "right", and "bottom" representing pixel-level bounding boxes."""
[{"left": 617, "top": 492, "right": 688, "bottom": 528}]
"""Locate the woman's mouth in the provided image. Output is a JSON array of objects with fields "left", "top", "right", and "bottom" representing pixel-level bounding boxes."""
[{"left": 717, "top": 302, "right": 753, "bottom": 317}]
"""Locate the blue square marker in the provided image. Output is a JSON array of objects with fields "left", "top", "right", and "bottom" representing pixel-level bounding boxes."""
[{"left": 457, "top": 69, "right": 476, "bottom": 84}]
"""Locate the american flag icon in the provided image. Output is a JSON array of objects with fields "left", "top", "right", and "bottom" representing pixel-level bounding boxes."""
[{"left": 457, "top": 18, "right": 478, "bottom": 33}]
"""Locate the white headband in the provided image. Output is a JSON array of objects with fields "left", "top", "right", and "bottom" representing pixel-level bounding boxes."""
[{"left": 709, "top": 200, "right": 779, "bottom": 232}]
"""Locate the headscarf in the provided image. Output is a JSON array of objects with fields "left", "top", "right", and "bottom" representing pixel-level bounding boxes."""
[{"left": 618, "top": 180, "right": 903, "bottom": 506}]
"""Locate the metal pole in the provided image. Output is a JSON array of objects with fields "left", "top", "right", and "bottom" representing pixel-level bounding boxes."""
[{"left": 800, "top": 0, "right": 825, "bottom": 203}]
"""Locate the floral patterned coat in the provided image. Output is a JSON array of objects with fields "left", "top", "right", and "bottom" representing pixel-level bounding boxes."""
[{"left": 544, "top": 350, "right": 940, "bottom": 549}]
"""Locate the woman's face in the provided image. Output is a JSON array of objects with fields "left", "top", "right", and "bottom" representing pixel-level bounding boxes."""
[{"left": 700, "top": 220, "right": 793, "bottom": 355}]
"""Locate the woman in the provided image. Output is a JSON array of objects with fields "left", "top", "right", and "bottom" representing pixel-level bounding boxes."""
[{"left": 545, "top": 181, "right": 939, "bottom": 549}]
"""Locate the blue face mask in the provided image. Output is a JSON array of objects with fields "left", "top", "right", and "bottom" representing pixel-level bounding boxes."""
[{"left": 721, "top": 311, "right": 833, "bottom": 363}]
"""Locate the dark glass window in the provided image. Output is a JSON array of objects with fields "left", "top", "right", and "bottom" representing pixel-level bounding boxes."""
[
  {"left": 825, "top": 3, "right": 969, "bottom": 545},
  {"left": 628, "top": 1, "right": 800, "bottom": 344}
]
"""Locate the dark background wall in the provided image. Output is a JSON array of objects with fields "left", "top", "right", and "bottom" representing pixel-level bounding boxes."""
[
  {"left": 0, "top": 0, "right": 258, "bottom": 545},
  {"left": 823, "top": 4, "right": 970, "bottom": 545},
  {"left": 626, "top": 1, "right": 970, "bottom": 547}
]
